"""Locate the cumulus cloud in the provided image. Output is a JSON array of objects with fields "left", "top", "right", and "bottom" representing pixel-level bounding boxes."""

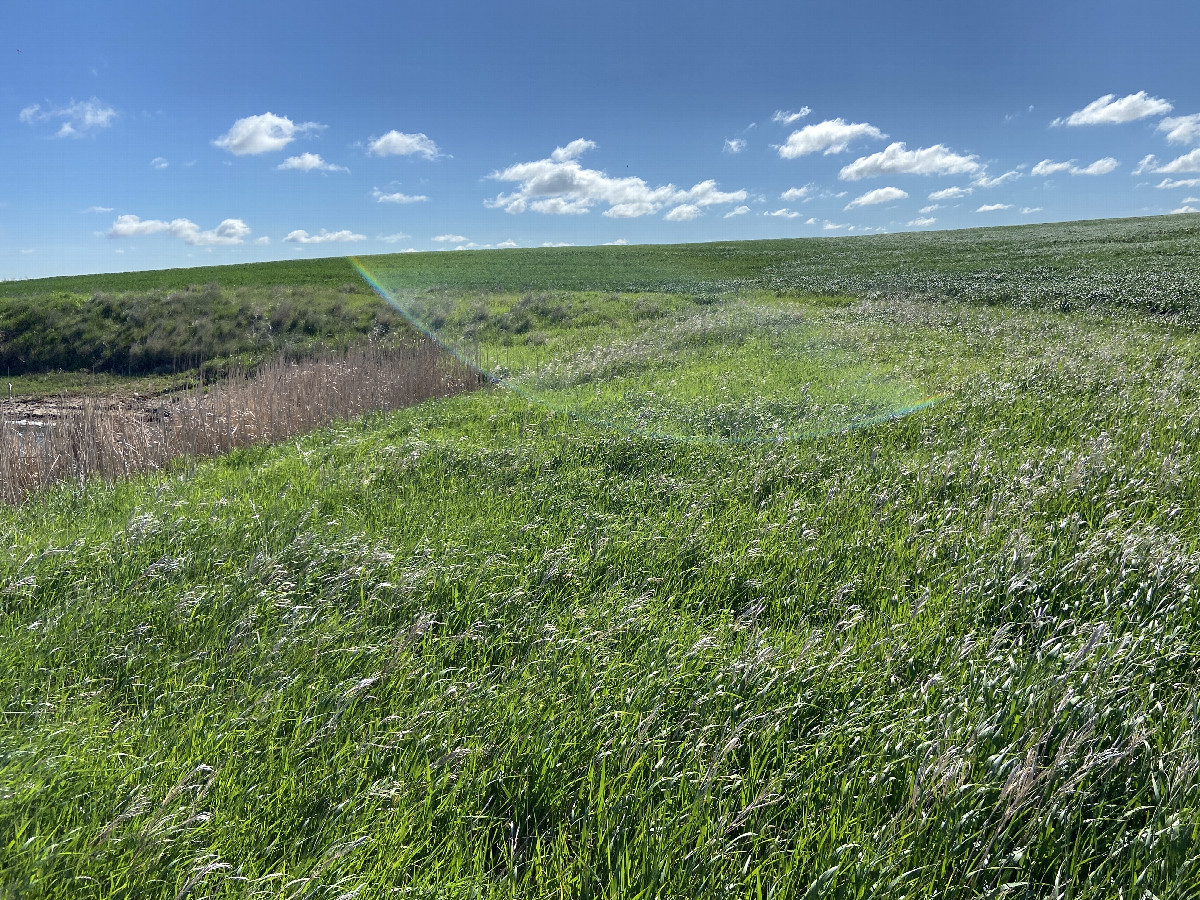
[
  {"left": 1157, "top": 177, "right": 1200, "bottom": 189},
  {"left": 845, "top": 186, "right": 908, "bottom": 209},
  {"left": 777, "top": 119, "right": 886, "bottom": 158},
  {"left": 84, "top": 206, "right": 113, "bottom": 213},
  {"left": 1159, "top": 114, "right": 1200, "bottom": 145},
  {"left": 1052, "top": 91, "right": 1173, "bottom": 126},
  {"left": 278, "top": 153, "right": 349, "bottom": 173},
  {"left": 907, "top": 217, "right": 937, "bottom": 227},
  {"left": 254, "top": 236, "right": 271, "bottom": 245},
  {"left": 213, "top": 112, "right": 323, "bottom": 155},
  {"left": 447, "top": 238, "right": 522, "bottom": 250},
  {"left": 724, "top": 205, "right": 750, "bottom": 218},
  {"left": 1076, "top": 157, "right": 1120, "bottom": 175},
  {"left": 780, "top": 185, "right": 813, "bottom": 201},
  {"left": 1134, "top": 154, "right": 1159, "bottom": 175},
  {"left": 604, "top": 238, "right": 629, "bottom": 245},
  {"left": 284, "top": 228, "right": 366, "bottom": 243},
  {"left": 928, "top": 186, "right": 972, "bottom": 200},
  {"left": 372, "top": 187, "right": 428, "bottom": 203},
  {"left": 541, "top": 241, "right": 574, "bottom": 247},
  {"left": 367, "top": 130, "right": 440, "bottom": 159},
  {"left": 973, "top": 169, "right": 1021, "bottom": 188},
  {"left": 150, "top": 157, "right": 169, "bottom": 170},
  {"left": 485, "top": 140, "right": 746, "bottom": 219},
  {"left": 432, "top": 234, "right": 469, "bottom": 243},
  {"left": 772, "top": 108, "right": 812, "bottom": 125},
  {"left": 764, "top": 208, "right": 800, "bottom": 218},
  {"left": 664, "top": 204, "right": 702, "bottom": 221},
  {"left": 841, "top": 143, "right": 981, "bottom": 181},
  {"left": 1156, "top": 148, "right": 1200, "bottom": 174},
  {"left": 723, "top": 138, "right": 746, "bottom": 154},
  {"left": 1169, "top": 205, "right": 1199, "bottom": 214},
  {"left": 19, "top": 98, "right": 117, "bottom": 137},
  {"left": 378, "top": 232, "right": 410, "bottom": 243},
  {"left": 1030, "top": 159, "right": 1074, "bottom": 177},
  {"left": 919, "top": 204, "right": 941, "bottom": 214},
  {"left": 976, "top": 203, "right": 1012, "bottom": 212},
  {"left": 1021, "top": 207, "right": 1043, "bottom": 214},
  {"left": 1031, "top": 157, "right": 1119, "bottom": 177},
  {"left": 107, "top": 214, "right": 251, "bottom": 246}
]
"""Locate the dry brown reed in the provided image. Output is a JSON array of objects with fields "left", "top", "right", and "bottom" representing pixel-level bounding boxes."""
[{"left": 0, "top": 340, "right": 481, "bottom": 503}]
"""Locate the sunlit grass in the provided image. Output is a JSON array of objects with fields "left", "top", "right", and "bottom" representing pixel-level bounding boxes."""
[{"left": 4, "top": 221, "right": 1200, "bottom": 896}]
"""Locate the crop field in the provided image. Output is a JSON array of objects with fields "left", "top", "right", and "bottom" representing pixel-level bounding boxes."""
[{"left": 3, "top": 214, "right": 1200, "bottom": 898}]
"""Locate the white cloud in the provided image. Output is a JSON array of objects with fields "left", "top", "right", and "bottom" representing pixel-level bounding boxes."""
[
  {"left": 919, "top": 204, "right": 941, "bottom": 214},
  {"left": 367, "top": 130, "right": 440, "bottom": 160},
  {"left": 845, "top": 186, "right": 908, "bottom": 209},
  {"left": 213, "top": 112, "right": 322, "bottom": 155},
  {"left": 664, "top": 203, "right": 701, "bottom": 221},
  {"left": 777, "top": 119, "right": 886, "bottom": 158},
  {"left": 378, "top": 232, "right": 410, "bottom": 243},
  {"left": 907, "top": 217, "right": 937, "bottom": 227},
  {"left": 973, "top": 169, "right": 1021, "bottom": 188},
  {"left": 18, "top": 98, "right": 117, "bottom": 137},
  {"left": 150, "top": 157, "right": 168, "bottom": 170},
  {"left": 107, "top": 214, "right": 251, "bottom": 246},
  {"left": 84, "top": 205, "right": 113, "bottom": 213},
  {"left": 486, "top": 140, "right": 745, "bottom": 218},
  {"left": 604, "top": 238, "right": 629, "bottom": 245},
  {"left": 765, "top": 208, "right": 800, "bottom": 218},
  {"left": 780, "top": 185, "right": 813, "bottom": 201},
  {"left": 1076, "top": 157, "right": 1119, "bottom": 175},
  {"left": 823, "top": 222, "right": 847, "bottom": 231},
  {"left": 284, "top": 228, "right": 366, "bottom": 244},
  {"left": 1156, "top": 177, "right": 1200, "bottom": 189},
  {"left": 976, "top": 203, "right": 1012, "bottom": 212},
  {"left": 254, "top": 236, "right": 271, "bottom": 245},
  {"left": 432, "top": 234, "right": 469, "bottom": 243},
  {"left": 1031, "top": 157, "right": 1119, "bottom": 177},
  {"left": 1184, "top": 197, "right": 1200, "bottom": 204},
  {"left": 550, "top": 139, "right": 595, "bottom": 161},
  {"left": 928, "top": 186, "right": 972, "bottom": 200},
  {"left": 1031, "top": 159, "right": 1074, "bottom": 177},
  {"left": 1021, "top": 207, "right": 1043, "bottom": 214},
  {"left": 724, "top": 205, "right": 751, "bottom": 218},
  {"left": 541, "top": 241, "right": 574, "bottom": 247},
  {"left": 531, "top": 197, "right": 591, "bottom": 215},
  {"left": 1169, "top": 205, "right": 1199, "bottom": 214},
  {"left": 1156, "top": 148, "right": 1200, "bottom": 174},
  {"left": 448, "top": 238, "right": 521, "bottom": 250},
  {"left": 723, "top": 138, "right": 746, "bottom": 154},
  {"left": 1159, "top": 114, "right": 1200, "bottom": 145},
  {"left": 278, "top": 153, "right": 348, "bottom": 173},
  {"left": 1052, "top": 91, "right": 1173, "bottom": 126},
  {"left": 772, "top": 108, "right": 812, "bottom": 125},
  {"left": 840, "top": 143, "right": 981, "bottom": 181},
  {"left": 1134, "top": 154, "right": 1159, "bottom": 175},
  {"left": 372, "top": 187, "right": 428, "bottom": 204}
]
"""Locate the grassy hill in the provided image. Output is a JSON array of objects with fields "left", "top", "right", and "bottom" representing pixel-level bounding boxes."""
[
  {"left": 3, "top": 213, "right": 1199, "bottom": 383},
  {"left": 3, "top": 215, "right": 1200, "bottom": 897}
]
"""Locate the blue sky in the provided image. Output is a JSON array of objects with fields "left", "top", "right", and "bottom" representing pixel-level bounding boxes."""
[{"left": 4, "top": 0, "right": 1200, "bottom": 279}]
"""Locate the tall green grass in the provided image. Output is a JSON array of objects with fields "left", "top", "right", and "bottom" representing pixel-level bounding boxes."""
[{"left": 4, "top": 272, "right": 1200, "bottom": 896}]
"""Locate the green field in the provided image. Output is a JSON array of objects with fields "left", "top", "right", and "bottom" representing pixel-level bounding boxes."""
[{"left": 3, "top": 215, "right": 1200, "bottom": 897}]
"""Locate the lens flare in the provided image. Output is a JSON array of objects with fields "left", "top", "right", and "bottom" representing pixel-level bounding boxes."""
[{"left": 352, "top": 256, "right": 944, "bottom": 442}]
